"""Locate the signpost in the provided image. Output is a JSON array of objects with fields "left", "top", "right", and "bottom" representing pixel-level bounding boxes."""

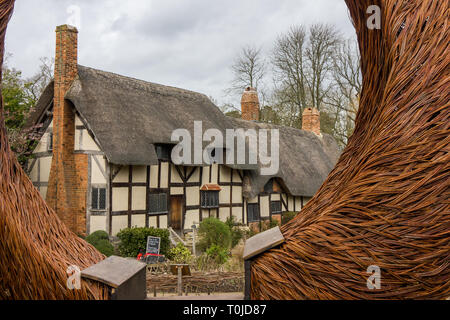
[{"left": 146, "top": 236, "right": 161, "bottom": 255}]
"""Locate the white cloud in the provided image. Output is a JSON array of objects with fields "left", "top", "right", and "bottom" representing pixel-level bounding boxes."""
[{"left": 5, "top": 0, "right": 355, "bottom": 106}]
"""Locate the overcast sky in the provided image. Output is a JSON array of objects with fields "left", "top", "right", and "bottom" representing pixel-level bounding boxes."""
[{"left": 5, "top": 0, "right": 355, "bottom": 106}]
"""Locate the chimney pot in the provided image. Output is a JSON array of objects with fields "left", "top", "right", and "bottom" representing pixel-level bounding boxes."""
[
  {"left": 241, "top": 87, "right": 260, "bottom": 121},
  {"left": 302, "top": 107, "right": 321, "bottom": 136}
]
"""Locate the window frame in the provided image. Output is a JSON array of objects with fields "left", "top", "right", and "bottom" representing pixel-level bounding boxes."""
[
  {"left": 91, "top": 187, "right": 107, "bottom": 211},
  {"left": 271, "top": 201, "right": 282, "bottom": 214},
  {"left": 247, "top": 203, "right": 260, "bottom": 223},
  {"left": 200, "top": 190, "right": 220, "bottom": 209},
  {"left": 148, "top": 191, "right": 169, "bottom": 215}
]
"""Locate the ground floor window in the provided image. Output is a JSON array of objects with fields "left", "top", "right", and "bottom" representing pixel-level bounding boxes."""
[
  {"left": 271, "top": 201, "right": 282, "bottom": 214},
  {"left": 247, "top": 203, "right": 260, "bottom": 222},
  {"left": 201, "top": 191, "right": 219, "bottom": 208},
  {"left": 149, "top": 192, "right": 168, "bottom": 214},
  {"left": 91, "top": 187, "right": 106, "bottom": 210}
]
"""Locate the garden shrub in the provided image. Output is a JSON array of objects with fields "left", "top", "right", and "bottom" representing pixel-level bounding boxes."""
[
  {"left": 167, "top": 243, "right": 192, "bottom": 263},
  {"left": 117, "top": 227, "right": 170, "bottom": 257},
  {"left": 86, "top": 230, "right": 114, "bottom": 257},
  {"left": 197, "top": 218, "right": 231, "bottom": 252},
  {"left": 206, "top": 244, "right": 229, "bottom": 265},
  {"left": 225, "top": 216, "right": 244, "bottom": 248}
]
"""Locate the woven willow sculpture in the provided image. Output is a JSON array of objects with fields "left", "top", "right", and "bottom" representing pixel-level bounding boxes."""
[
  {"left": 251, "top": 0, "right": 449, "bottom": 300},
  {"left": 0, "top": 0, "right": 108, "bottom": 300}
]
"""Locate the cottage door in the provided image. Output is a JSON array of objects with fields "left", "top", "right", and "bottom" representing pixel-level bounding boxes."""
[{"left": 170, "top": 196, "right": 183, "bottom": 231}]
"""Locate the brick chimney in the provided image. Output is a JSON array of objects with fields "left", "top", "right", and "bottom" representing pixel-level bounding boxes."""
[
  {"left": 302, "top": 107, "right": 321, "bottom": 136},
  {"left": 241, "top": 87, "right": 260, "bottom": 121},
  {"left": 46, "top": 25, "right": 89, "bottom": 236}
]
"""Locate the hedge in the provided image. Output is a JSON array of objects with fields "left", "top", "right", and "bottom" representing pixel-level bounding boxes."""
[{"left": 117, "top": 227, "right": 170, "bottom": 257}]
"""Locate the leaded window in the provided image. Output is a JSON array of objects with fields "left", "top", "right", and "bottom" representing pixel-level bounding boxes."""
[
  {"left": 149, "top": 193, "right": 168, "bottom": 214},
  {"left": 247, "top": 203, "right": 260, "bottom": 222},
  {"left": 92, "top": 187, "right": 106, "bottom": 210},
  {"left": 201, "top": 191, "right": 219, "bottom": 208}
]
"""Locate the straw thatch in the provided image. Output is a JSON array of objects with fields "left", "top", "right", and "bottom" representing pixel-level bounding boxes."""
[
  {"left": 250, "top": 0, "right": 449, "bottom": 299},
  {"left": 0, "top": 0, "right": 109, "bottom": 300},
  {"left": 28, "top": 65, "right": 339, "bottom": 198}
]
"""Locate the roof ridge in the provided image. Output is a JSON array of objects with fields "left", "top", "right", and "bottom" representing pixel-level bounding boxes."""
[{"left": 77, "top": 64, "right": 209, "bottom": 100}]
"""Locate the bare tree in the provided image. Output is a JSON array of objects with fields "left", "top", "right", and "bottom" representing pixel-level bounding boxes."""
[
  {"left": 271, "top": 25, "right": 309, "bottom": 128},
  {"left": 229, "top": 45, "right": 266, "bottom": 93},
  {"left": 305, "top": 24, "right": 341, "bottom": 111},
  {"left": 323, "top": 39, "right": 361, "bottom": 146},
  {"left": 25, "top": 57, "right": 54, "bottom": 104}
]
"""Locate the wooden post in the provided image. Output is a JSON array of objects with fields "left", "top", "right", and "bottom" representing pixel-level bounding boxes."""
[{"left": 177, "top": 266, "right": 182, "bottom": 296}]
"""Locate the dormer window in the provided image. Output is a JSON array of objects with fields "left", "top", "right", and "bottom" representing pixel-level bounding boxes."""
[{"left": 155, "top": 144, "right": 172, "bottom": 161}]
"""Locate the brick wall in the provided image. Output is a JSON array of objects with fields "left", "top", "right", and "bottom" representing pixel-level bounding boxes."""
[
  {"left": 241, "top": 87, "right": 260, "bottom": 121},
  {"left": 302, "top": 107, "right": 321, "bottom": 136},
  {"left": 46, "top": 25, "right": 89, "bottom": 236}
]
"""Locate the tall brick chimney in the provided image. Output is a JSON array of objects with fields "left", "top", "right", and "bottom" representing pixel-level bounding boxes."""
[
  {"left": 241, "top": 87, "right": 260, "bottom": 121},
  {"left": 302, "top": 107, "right": 321, "bottom": 136},
  {"left": 46, "top": 25, "right": 89, "bottom": 236}
]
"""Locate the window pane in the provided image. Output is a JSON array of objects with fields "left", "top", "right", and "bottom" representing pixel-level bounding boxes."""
[
  {"left": 271, "top": 201, "right": 281, "bottom": 213},
  {"left": 149, "top": 193, "right": 167, "bottom": 213},
  {"left": 248, "top": 204, "right": 259, "bottom": 222},
  {"left": 92, "top": 188, "right": 99, "bottom": 210},
  {"left": 99, "top": 188, "right": 106, "bottom": 210}
]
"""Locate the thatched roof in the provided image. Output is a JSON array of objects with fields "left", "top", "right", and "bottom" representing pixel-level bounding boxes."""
[
  {"left": 29, "top": 65, "right": 340, "bottom": 197},
  {"left": 230, "top": 118, "right": 340, "bottom": 198}
]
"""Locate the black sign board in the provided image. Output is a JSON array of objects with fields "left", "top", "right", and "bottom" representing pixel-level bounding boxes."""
[{"left": 146, "top": 236, "right": 161, "bottom": 255}]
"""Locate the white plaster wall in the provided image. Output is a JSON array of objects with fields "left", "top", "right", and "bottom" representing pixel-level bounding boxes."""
[
  {"left": 160, "top": 162, "right": 169, "bottom": 188},
  {"left": 295, "top": 197, "right": 301, "bottom": 210},
  {"left": 150, "top": 165, "right": 159, "bottom": 188},
  {"left": 202, "top": 167, "right": 210, "bottom": 185},
  {"left": 272, "top": 193, "right": 280, "bottom": 201},
  {"left": 170, "top": 187, "right": 184, "bottom": 195},
  {"left": 186, "top": 186, "right": 199, "bottom": 206},
  {"left": 111, "top": 216, "right": 128, "bottom": 236},
  {"left": 288, "top": 196, "right": 294, "bottom": 211},
  {"left": 132, "top": 187, "right": 146, "bottom": 211},
  {"left": 132, "top": 166, "right": 147, "bottom": 183},
  {"left": 184, "top": 210, "right": 199, "bottom": 229},
  {"left": 260, "top": 196, "right": 270, "bottom": 218},
  {"left": 219, "top": 166, "right": 231, "bottom": 182},
  {"left": 187, "top": 167, "right": 200, "bottom": 183},
  {"left": 131, "top": 214, "right": 146, "bottom": 228},
  {"left": 233, "top": 170, "right": 242, "bottom": 182},
  {"left": 34, "top": 132, "right": 51, "bottom": 153},
  {"left": 148, "top": 216, "right": 158, "bottom": 228},
  {"left": 202, "top": 209, "right": 209, "bottom": 220},
  {"left": 219, "top": 208, "right": 229, "bottom": 222},
  {"left": 170, "top": 165, "right": 183, "bottom": 183},
  {"left": 39, "top": 157, "right": 52, "bottom": 183},
  {"left": 29, "top": 161, "right": 38, "bottom": 181},
  {"left": 113, "top": 165, "right": 129, "bottom": 183},
  {"left": 219, "top": 186, "right": 231, "bottom": 204},
  {"left": 91, "top": 156, "right": 107, "bottom": 184},
  {"left": 40, "top": 186, "right": 48, "bottom": 200},
  {"left": 232, "top": 186, "right": 242, "bottom": 204},
  {"left": 112, "top": 187, "right": 128, "bottom": 211},
  {"left": 90, "top": 216, "right": 107, "bottom": 234},
  {"left": 232, "top": 207, "right": 243, "bottom": 223},
  {"left": 211, "top": 164, "right": 219, "bottom": 184},
  {"left": 82, "top": 130, "right": 101, "bottom": 151},
  {"left": 159, "top": 215, "right": 168, "bottom": 229}
]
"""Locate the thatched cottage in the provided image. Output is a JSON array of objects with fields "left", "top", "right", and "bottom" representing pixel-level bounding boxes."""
[{"left": 26, "top": 25, "right": 339, "bottom": 236}]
